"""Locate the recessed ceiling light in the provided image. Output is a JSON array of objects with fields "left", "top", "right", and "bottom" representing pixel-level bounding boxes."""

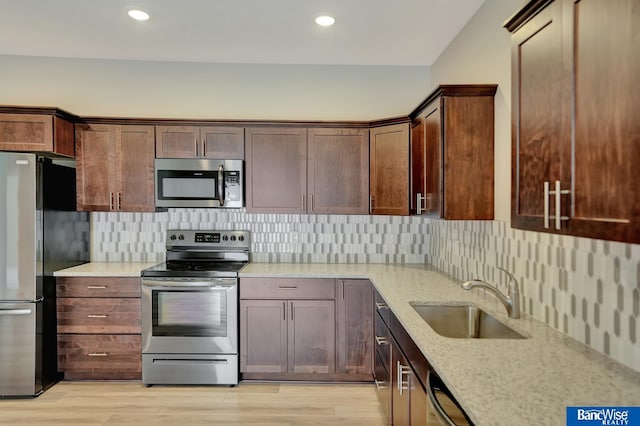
[
  {"left": 128, "top": 9, "right": 150, "bottom": 21},
  {"left": 315, "top": 15, "right": 335, "bottom": 27}
]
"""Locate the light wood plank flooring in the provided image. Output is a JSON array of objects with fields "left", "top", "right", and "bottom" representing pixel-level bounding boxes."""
[{"left": 0, "top": 381, "right": 386, "bottom": 425}]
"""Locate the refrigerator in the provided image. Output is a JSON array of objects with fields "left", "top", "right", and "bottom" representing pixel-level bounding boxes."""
[{"left": 0, "top": 152, "right": 89, "bottom": 398}]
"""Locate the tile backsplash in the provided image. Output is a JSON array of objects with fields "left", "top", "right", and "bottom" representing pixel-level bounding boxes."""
[{"left": 91, "top": 209, "right": 639, "bottom": 372}]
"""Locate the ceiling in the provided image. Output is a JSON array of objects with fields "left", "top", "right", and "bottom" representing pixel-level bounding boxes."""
[{"left": 0, "top": 0, "right": 485, "bottom": 67}]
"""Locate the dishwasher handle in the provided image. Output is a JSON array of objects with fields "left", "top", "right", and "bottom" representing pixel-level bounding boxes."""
[{"left": 426, "top": 371, "right": 473, "bottom": 426}]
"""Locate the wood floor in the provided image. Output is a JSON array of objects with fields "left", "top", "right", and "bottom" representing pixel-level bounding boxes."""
[{"left": 0, "top": 381, "right": 386, "bottom": 425}]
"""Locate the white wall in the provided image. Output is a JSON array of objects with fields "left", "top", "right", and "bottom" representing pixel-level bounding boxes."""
[
  {"left": 0, "top": 55, "right": 429, "bottom": 121},
  {"left": 429, "top": 0, "right": 521, "bottom": 221}
]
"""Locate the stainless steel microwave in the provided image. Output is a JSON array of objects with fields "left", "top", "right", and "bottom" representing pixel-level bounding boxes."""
[{"left": 155, "top": 159, "right": 244, "bottom": 208}]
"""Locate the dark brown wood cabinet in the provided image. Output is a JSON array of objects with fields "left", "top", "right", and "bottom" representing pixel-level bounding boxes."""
[
  {"left": 76, "top": 123, "right": 155, "bottom": 212},
  {"left": 155, "top": 125, "right": 244, "bottom": 159},
  {"left": 240, "top": 278, "right": 335, "bottom": 379},
  {"left": 240, "top": 277, "right": 372, "bottom": 381},
  {"left": 245, "top": 127, "right": 307, "bottom": 213},
  {"left": 307, "top": 128, "right": 370, "bottom": 214},
  {"left": 0, "top": 112, "right": 75, "bottom": 157},
  {"left": 410, "top": 85, "right": 496, "bottom": 220},
  {"left": 374, "top": 289, "right": 434, "bottom": 426},
  {"left": 56, "top": 277, "right": 142, "bottom": 380},
  {"left": 246, "top": 126, "right": 370, "bottom": 214},
  {"left": 370, "top": 123, "right": 410, "bottom": 215},
  {"left": 505, "top": 0, "right": 640, "bottom": 243},
  {"left": 336, "top": 279, "right": 373, "bottom": 379}
]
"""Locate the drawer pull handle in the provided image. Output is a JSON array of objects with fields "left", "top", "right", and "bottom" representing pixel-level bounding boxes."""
[
  {"left": 278, "top": 286, "right": 298, "bottom": 289},
  {"left": 87, "top": 286, "right": 107, "bottom": 289},
  {"left": 375, "top": 336, "right": 389, "bottom": 345},
  {"left": 87, "top": 352, "right": 108, "bottom": 357},
  {"left": 375, "top": 302, "right": 388, "bottom": 310},
  {"left": 374, "top": 379, "right": 387, "bottom": 390},
  {"left": 87, "top": 314, "right": 108, "bottom": 318}
]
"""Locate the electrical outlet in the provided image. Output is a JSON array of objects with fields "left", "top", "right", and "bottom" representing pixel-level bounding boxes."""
[{"left": 290, "top": 231, "right": 300, "bottom": 244}]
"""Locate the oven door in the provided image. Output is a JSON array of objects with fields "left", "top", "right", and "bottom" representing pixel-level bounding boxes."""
[{"left": 141, "top": 278, "right": 237, "bottom": 354}]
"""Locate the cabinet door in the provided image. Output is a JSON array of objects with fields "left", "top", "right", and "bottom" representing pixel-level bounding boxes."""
[
  {"left": 201, "top": 126, "right": 244, "bottom": 159},
  {"left": 410, "top": 375, "right": 427, "bottom": 426},
  {"left": 510, "top": 1, "right": 565, "bottom": 231},
  {"left": 307, "top": 128, "right": 369, "bottom": 214},
  {"left": 410, "top": 118, "right": 425, "bottom": 215},
  {"left": 370, "top": 123, "right": 409, "bottom": 215},
  {"left": 240, "top": 300, "right": 288, "bottom": 374},
  {"left": 567, "top": 0, "right": 640, "bottom": 242},
  {"left": 245, "top": 127, "right": 307, "bottom": 213},
  {"left": 288, "top": 300, "right": 335, "bottom": 374},
  {"left": 76, "top": 124, "right": 117, "bottom": 211},
  {"left": 443, "top": 95, "right": 495, "bottom": 220},
  {"left": 336, "top": 280, "right": 373, "bottom": 377},
  {"left": 0, "top": 114, "right": 52, "bottom": 151},
  {"left": 424, "top": 101, "right": 442, "bottom": 217},
  {"left": 117, "top": 125, "right": 155, "bottom": 212},
  {"left": 391, "top": 342, "right": 411, "bottom": 426},
  {"left": 155, "top": 125, "right": 199, "bottom": 158}
]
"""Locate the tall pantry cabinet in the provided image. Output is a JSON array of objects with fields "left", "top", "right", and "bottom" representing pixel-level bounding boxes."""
[{"left": 505, "top": 0, "right": 640, "bottom": 243}]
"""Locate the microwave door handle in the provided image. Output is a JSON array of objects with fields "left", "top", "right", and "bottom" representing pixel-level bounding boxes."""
[{"left": 218, "top": 164, "right": 225, "bottom": 206}]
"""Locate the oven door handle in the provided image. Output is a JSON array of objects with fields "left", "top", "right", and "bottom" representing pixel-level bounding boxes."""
[{"left": 142, "top": 280, "right": 236, "bottom": 289}]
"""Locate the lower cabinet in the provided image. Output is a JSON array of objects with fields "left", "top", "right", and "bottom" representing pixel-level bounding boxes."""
[
  {"left": 374, "top": 289, "right": 466, "bottom": 426},
  {"left": 240, "top": 299, "right": 335, "bottom": 375},
  {"left": 240, "top": 277, "right": 373, "bottom": 381},
  {"left": 56, "top": 277, "right": 142, "bottom": 380}
]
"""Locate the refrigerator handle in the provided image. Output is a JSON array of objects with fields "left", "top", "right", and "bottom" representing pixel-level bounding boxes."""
[{"left": 0, "top": 308, "right": 33, "bottom": 316}]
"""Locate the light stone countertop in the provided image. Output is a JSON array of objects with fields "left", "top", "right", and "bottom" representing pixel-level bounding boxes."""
[
  {"left": 240, "top": 263, "right": 640, "bottom": 426},
  {"left": 53, "top": 262, "right": 160, "bottom": 277}
]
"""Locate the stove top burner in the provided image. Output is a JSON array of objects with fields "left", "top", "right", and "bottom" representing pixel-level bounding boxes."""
[
  {"left": 142, "top": 260, "right": 248, "bottom": 278},
  {"left": 141, "top": 229, "right": 251, "bottom": 279}
]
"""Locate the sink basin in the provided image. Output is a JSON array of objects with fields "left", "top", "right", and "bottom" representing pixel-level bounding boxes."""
[{"left": 410, "top": 303, "right": 526, "bottom": 339}]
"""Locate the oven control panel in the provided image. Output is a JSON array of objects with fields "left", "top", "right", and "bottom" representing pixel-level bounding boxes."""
[{"left": 166, "top": 230, "right": 250, "bottom": 248}]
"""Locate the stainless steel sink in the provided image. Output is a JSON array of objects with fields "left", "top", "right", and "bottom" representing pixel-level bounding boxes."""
[{"left": 410, "top": 303, "right": 526, "bottom": 339}]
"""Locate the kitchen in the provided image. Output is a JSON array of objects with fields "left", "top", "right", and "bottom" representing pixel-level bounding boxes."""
[{"left": 1, "top": 0, "right": 639, "bottom": 425}]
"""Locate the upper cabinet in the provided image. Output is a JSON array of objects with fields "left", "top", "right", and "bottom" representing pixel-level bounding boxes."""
[
  {"left": 410, "top": 85, "right": 497, "bottom": 220},
  {"left": 245, "top": 127, "right": 307, "bottom": 213},
  {"left": 155, "top": 125, "right": 244, "bottom": 159},
  {"left": 505, "top": 0, "right": 639, "bottom": 243},
  {"left": 370, "top": 122, "right": 410, "bottom": 216},
  {"left": 0, "top": 111, "right": 75, "bottom": 157},
  {"left": 308, "top": 128, "right": 369, "bottom": 215},
  {"left": 76, "top": 123, "right": 155, "bottom": 212},
  {"left": 245, "top": 126, "right": 370, "bottom": 214}
]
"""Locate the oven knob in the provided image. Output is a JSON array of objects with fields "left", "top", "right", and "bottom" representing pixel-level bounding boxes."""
[
  {"left": 230, "top": 235, "right": 237, "bottom": 241},
  {"left": 178, "top": 234, "right": 185, "bottom": 240},
  {"left": 222, "top": 235, "right": 229, "bottom": 241},
  {"left": 238, "top": 235, "right": 245, "bottom": 241},
  {"left": 170, "top": 235, "right": 177, "bottom": 241}
]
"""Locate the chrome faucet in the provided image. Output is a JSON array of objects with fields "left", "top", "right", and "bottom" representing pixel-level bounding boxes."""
[{"left": 461, "top": 268, "right": 521, "bottom": 319}]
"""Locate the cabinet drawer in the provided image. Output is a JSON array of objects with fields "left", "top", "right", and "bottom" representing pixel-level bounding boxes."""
[
  {"left": 374, "top": 313, "right": 392, "bottom": 373},
  {"left": 374, "top": 289, "right": 391, "bottom": 326},
  {"left": 57, "top": 298, "right": 141, "bottom": 334},
  {"left": 240, "top": 278, "right": 335, "bottom": 300},
  {"left": 58, "top": 334, "right": 141, "bottom": 380},
  {"left": 56, "top": 277, "right": 141, "bottom": 298}
]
